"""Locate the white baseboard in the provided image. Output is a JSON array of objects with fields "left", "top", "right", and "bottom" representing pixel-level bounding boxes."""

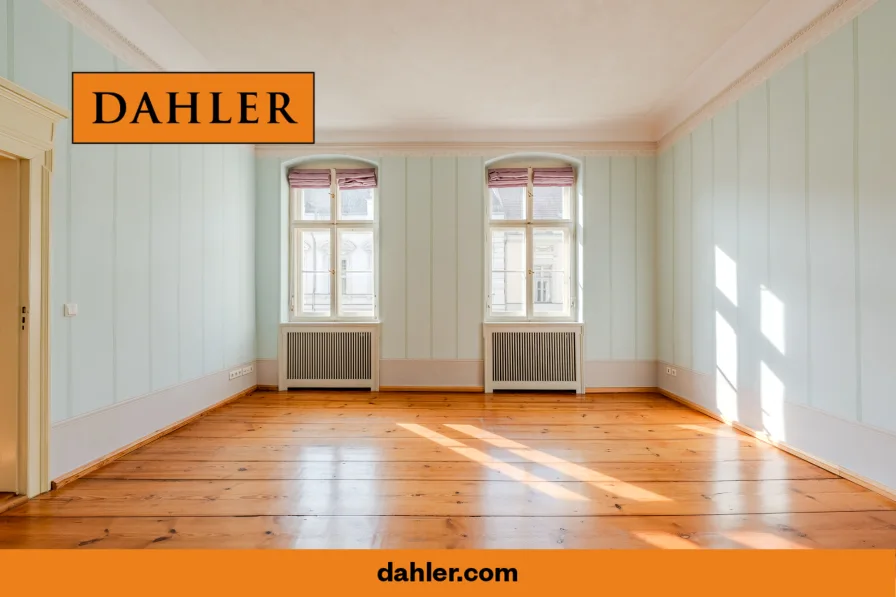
[
  {"left": 257, "top": 358, "right": 657, "bottom": 390},
  {"left": 657, "top": 361, "right": 896, "bottom": 496},
  {"left": 50, "top": 363, "right": 257, "bottom": 479},
  {"left": 379, "top": 359, "right": 483, "bottom": 387},
  {"left": 584, "top": 360, "right": 657, "bottom": 388},
  {"left": 256, "top": 358, "right": 278, "bottom": 387}
]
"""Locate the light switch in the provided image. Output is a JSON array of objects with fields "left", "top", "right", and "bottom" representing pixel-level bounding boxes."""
[{"left": 64, "top": 303, "right": 78, "bottom": 317}]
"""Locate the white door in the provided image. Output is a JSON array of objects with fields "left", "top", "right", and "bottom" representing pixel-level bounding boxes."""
[{"left": 0, "top": 156, "right": 21, "bottom": 492}]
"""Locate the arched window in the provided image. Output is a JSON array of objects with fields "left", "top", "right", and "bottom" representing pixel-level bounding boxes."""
[
  {"left": 287, "top": 161, "right": 378, "bottom": 320},
  {"left": 486, "top": 160, "right": 577, "bottom": 320}
]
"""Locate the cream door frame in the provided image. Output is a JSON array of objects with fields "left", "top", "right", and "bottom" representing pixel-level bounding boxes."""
[{"left": 0, "top": 76, "right": 68, "bottom": 497}]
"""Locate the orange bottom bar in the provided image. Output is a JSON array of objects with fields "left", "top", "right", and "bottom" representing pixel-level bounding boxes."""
[{"left": 2, "top": 550, "right": 894, "bottom": 596}]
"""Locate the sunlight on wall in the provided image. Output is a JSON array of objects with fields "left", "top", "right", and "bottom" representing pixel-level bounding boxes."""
[
  {"left": 444, "top": 424, "right": 670, "bottom": 502},
  {"left": 760, "top": 285, "right": 786, "bottom": 355},
  {"left": 715, "top": 246, "right": 739, "bottom": 307},
  {"left": 715, "top": 312, "right": 739, "bottom": 421},
  {"left": 760, "top": 362, "right": 786, "bottom": 441},
  {"left": 397, "top": 423, "right": 589, "bottom": 501}
]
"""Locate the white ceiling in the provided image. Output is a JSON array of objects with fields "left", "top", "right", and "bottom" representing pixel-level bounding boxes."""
[
  {"left": 144, "top": 0, "right": 773, "bottom": 141},
  {"left": 67, "top": 0, "right": 848, "bottom": 143}
]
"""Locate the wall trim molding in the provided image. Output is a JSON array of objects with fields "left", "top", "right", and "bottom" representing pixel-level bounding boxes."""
[
  {"left": 656, "top": 0, "right": 879, "bottom": 150},
  {"left": 42, "top": 0, "right": 211, "bottom": 71},
  {"left": 42, "top": 0, "right": 163, "bottom": 71},
  {"left": 254, "top": 141, "right": 658, "bottom": 159},
  {"left": 51, "top": 384, "right": 258, "bottom": 490},
  {"left": 0, "top": 494, "right": 28, "bottom": 515}
]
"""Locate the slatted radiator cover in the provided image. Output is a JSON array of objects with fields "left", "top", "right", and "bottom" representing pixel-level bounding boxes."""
[
  {"left": 279, "top": 324, "right": 380, "bottom": 390},
  {"left": 483, "top": 323, "right": 584, "bottom": 393}
]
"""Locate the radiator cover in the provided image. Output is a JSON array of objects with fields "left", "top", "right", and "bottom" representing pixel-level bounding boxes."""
[
  {"left": 278, "top": 323, "right": 380, "bottom": 390},
  {"left": 483, "top": 323, "right": 584, "bottom": 393}
]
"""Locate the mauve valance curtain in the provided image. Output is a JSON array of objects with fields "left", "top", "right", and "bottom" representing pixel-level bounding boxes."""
[
  {"left": 532, "top": 166, "right": 575, "bottom": 187},
  {"left": 288, "top": 168, "right": 331, "bottom": 189},
  {"left": 336, "top": 168, "right": 378, "bottom": 189},
  {"left": 487, "top": 168, "right": 529, "bottom": 188},
  {"left": 488, "top": 166, "right": 575, "bottom": 187}
]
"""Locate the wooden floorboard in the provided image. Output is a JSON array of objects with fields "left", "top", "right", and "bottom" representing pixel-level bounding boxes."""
[
  {"left": 3, "top": 511, "right": 896, "bottom": 549},
  {"left": 2, "top": 390, "right": 895, "bottom": 548}
]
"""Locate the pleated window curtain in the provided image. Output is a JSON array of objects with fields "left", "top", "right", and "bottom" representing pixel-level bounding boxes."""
[
  {"left": 336, "top": 168, "right": 378, "bottom": 189},
  {"left": 487, "top": 167, "right": 529, "bottom": 188},
  {"left": 487, "top": 166, "right": 575, "bottom": 187},
  {"left": 532, "top": 166, "right": 575, "bottom": 187},
  {"left": 287, "top": 168, "right": 331, "bottom": 189}
]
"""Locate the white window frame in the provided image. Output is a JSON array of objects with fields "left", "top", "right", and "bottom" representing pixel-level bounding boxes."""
[
  {"left": 288, "top": 167, "right": 379, "bottom": 322},
  {"left": 485, "top": 166, "right": 577, "bottom": 322}
]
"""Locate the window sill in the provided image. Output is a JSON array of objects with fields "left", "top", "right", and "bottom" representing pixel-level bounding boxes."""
[
  {"left": 483, "top": 320, "right": 583, "bottom": 326},
  {"left": 282, "top": 320, "right": 381, "bottom": 325}
]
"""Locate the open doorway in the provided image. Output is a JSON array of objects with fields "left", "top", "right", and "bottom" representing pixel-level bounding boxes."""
[{"left": 0, "top": 77, "right": 68, "bottom": 501}]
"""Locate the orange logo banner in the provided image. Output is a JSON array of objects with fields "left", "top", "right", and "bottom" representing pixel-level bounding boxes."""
[
  {"left": 72, "top": 72, "right": 314, "bottom": 144},
  {"left": 1, "top": 550, "right": 894, "bottom": 596}
]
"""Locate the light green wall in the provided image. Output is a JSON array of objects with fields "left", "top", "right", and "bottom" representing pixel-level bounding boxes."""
[
  {"left": 655, "top": 0, "right": 896, "bottom": 435},
  {"left": 255, "top": 154, "right": 658, "bottom": 364},
  {"left": 1, "top": 0, "right": 256, "bottom": 423}
]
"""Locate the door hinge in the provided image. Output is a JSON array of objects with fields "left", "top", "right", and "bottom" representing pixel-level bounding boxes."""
[{"left": 21, "top": 306, "right": 27, "bottom": 330}]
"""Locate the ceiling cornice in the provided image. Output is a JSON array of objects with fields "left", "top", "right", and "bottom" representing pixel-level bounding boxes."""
[
  {"left": 655, "top": 0, "right": 879, "bottom": 151},
  {"left": 255, "top": 141, "right": 658, "bottom": 159},
  {"left": 42, "top": 0, "right": 210, "bottom": 71}
]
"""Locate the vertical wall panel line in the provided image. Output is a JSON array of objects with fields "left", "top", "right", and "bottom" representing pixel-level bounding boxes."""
[
  {"left": 65, "top": 20, "right": 73, "bottom": 419},
  {"left": 455, "top": 159, "right": 460, "bottom": 355},
  {"left": 175, "top": 145, "right": 182, "bottom": 383},
  {"left": 804, "top": 51, "right": 813, "bottom": 408},
  {"left": 430, "top": 157, "right": 434, "bottom": 357},
  {"left": 853, "top": 19, "right": 863, "bottom": 422},
  {"left": 670, "top": 149, "right": 676, "bottom": 366},
  {"left": 689, "top": 133, "right": 695, "bottom": 368},
  {"left": 6, "top": 0, "right": 13, "bottom": 82},
  {"left": 404, "top": 159, "right": 409, "bottom": 355},
  {"left": 634, "top": 159, "right": 639, "bottom": 359},
  {"left": 199, "top": 147, "right": 206, "bottom": 375},
  {"left": 608, "top": 159, "right": 614, "bottom": 359},
  {"left": 111, "top": 143, "right": 118, "bottom": 401},
  {"left": 766, "top": 81, "right": 772, "bottom": 279}
]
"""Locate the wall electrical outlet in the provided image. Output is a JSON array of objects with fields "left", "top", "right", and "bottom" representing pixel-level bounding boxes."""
[
  {"left": 241, "top": 366, "right": 252, "bottom": 376},
  {"left": 670, "top": 368, "right": 678, "bottom": 377},
  {"left": 665, "top": 366, "right": 672, "bottom": 375},
  {"left": 229, "top": 368, "right": 242, "bottom": 380}
]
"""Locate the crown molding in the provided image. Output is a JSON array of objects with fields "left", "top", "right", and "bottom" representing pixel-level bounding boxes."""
[
  {"left": 42, "top": 0, "right": 210, "bottom": 71},
  {"left": 254, "top": 141, "right": 658, "bottom": 159},
  {"left": 655, "top": 0, "right": 879, "bottom": 151}
]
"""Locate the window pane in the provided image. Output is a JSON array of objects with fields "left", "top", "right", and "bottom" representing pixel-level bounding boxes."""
[
  {"left": 339, "top": 188, "right": 374, "bottom": 221},
  {"left": 489, "top": 228, "right": 526, "bottom": 316},
  {"left": 532, "top": 228, "right": 570, "bottom": 317},
  {"left": 489, "top": 187, "right": 526, "bottom": 221},
  {"left": 299, "top": 188, "right": 331, "bottom": 221},
  {"left": 300, "top": 229, "right": 331, "bottom": 315},
  {"left": 532, "top": 186, "right": 570, "bottom": 220},
  {"left": 337, "top": 229, "right": 375, "bottom": 317}
]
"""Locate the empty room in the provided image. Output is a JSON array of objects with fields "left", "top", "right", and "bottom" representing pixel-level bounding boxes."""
[{"left": 1, "top": 0, "right": 896, "bottom": 557}]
